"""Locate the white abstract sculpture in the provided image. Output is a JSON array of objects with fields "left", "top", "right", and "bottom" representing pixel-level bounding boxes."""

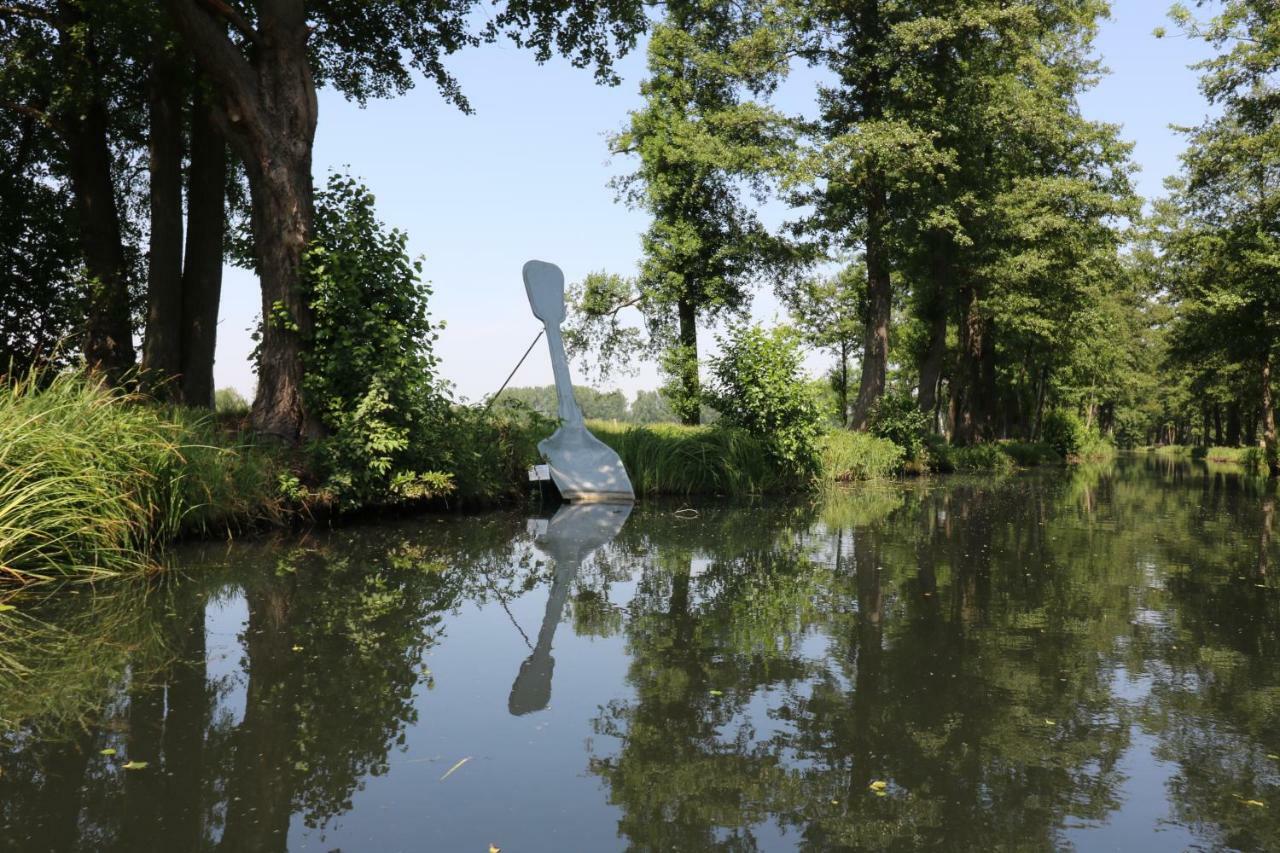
[{"left": 523, "top": 259, "right": 635, "bottom": 503}]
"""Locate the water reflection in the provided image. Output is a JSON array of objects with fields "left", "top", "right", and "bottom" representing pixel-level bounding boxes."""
[
  {"left": 0, "top": 458, "right": 1278, "bottom": 851},
  {"left": 510, "top": 502, "right": 631, "bottom": 715}
]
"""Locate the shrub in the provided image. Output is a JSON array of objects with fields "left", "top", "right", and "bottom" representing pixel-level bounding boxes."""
[
  {"left": 705, "top": 325, "right": 822, "bottom": 483},
  {"left": 302, "top": 173, "right": 454, "bottom": 508},
  {"left": 868, "top": 390, "right": 930, "bottom": 462},
  {"left": 1041, "top": 409, "right": 1086, "bottom": 458},
  {"left": 1000, "top": 441, "right": 1061, "bottom": 466},
  {"left": 214, "top": 387, "right": 250, "bottom": 415}
]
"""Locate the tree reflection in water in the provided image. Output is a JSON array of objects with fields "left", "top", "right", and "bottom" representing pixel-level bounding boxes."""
[{"left": 1, "top": 458, "right": 1278, "bottom": 851}]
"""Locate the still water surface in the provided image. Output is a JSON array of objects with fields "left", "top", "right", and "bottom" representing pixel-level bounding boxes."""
[{"left": 3, "top": 457, "right": 1280, "bottom": 851}]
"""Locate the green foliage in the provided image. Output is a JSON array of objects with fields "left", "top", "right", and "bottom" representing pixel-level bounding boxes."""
[
  {"left": 214, "top": 387, "right": 250, "bottom": 416},
  {"left": 492, "top": 384, "right": 629, "bottom": 421},
  {"left": 820, "top": 430, "right": 905, "bottom": 481},
  {"left": 302, "top": 173, "right": 453, "bottom": 508},
  {"left": 1042, "top": 410, "right": 1087, "bottom": 459},
  {"left": 705, "top": 325, "right": 822, "bottom": 482},
  {"left": 1000, "top": 441, "right": 1062, "bottom": 467},
  {"left": 868, "top": 389, "right": 930, "bottom": 462},
  {"left": 932, "top": 442, "right": 1017, "bottom": 474}
]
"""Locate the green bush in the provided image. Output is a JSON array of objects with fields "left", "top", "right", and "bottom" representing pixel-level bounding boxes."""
[
  {"left": 943, "top": 443, "right": 1016, "bottom": 473},
  {"left": 1041, "top": 410, "right": 1086, "bottom": 458},
  {"left": 1000, "top": 441, "right": 1061, "bottom": 466},
  {"left": 302, "top": 173, "right": 454, "bottom": 508},
  {"left": 821, "top": 430, "right": 905, "bottom": 480},
  {"left": 214, "top": 387, "right": 250, "bottom": 416},
  {"left": 705, "top": 325, "right": 822, "bottom": 483},
  {"left": 867, "top": 390, "right": 929, "bottom": 462}
]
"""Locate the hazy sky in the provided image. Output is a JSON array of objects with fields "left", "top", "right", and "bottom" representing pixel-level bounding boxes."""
[{"left": 212, "top": 0, "right": 1219, "bottom": 403}]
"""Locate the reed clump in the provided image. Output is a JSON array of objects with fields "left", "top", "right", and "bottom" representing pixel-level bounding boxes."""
[{"left": 0, "top": 371, "right": 286, "bottom": 585}]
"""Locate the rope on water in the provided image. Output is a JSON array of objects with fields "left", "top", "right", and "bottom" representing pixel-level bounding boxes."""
[{"left": 482, "top": 329, "right": 545, "bottom": 416}]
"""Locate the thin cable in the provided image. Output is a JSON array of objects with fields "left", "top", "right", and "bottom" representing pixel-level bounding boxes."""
[{"left": 482, "top": 329, "right": 544, "bottom": 416}]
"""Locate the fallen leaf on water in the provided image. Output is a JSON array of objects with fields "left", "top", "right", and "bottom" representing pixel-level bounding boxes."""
[
  {"left": 1267, "top": 754, "right": 1279, "bottom": 760},
  {"left": 1243, "top": 800, "right": 1265, "bottom": 808},
  {"left": 439, "top": 756, "right": 471, "bottom": 782},
  {"left": 709, "top": 690, "right": 723, "bottom": 697},
  {"left": 122, "top": 761, "right": 148, "bottom": 770},
  {"left": 291, "top": 645, "right": 304, "bottom": 652},
  {"left": 869, "top": 780, "right": 887, "bottom": 792},
  {"left": 99, "top": 748, "right": 116, "bottom": 756},
  {"left": 489, "top": 845, "right": 501, "bottom": 853},
  {"left": 1044, "top": 719, "right": 1056, "bottom": 726}
]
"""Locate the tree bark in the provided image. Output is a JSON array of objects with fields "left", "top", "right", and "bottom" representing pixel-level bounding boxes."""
[
  {"left": 180, "top": 82, "right": 227, "bottom": 408},
  {"left": 164, "top": 0, "right": 321, "bottom": 440},
  {"left": 848, "top": 176, "right": 891, "bottom": 430},
  {"left": 1228, "top": 401, "right": 1242, "bottom": 445},
  {"left": 1263, "top": 352, "right": 1279, "bottom": 478},
  {"left": 58, "top": 4, "right": 135, "bottom": 378},
  {"left": 917, "top": 246, "right": 948, "bottom": 422},
  {"left": 674, "top": 295, "right": 700, "bottom": 426},
  {"left": 141, "top": 42, "right": 186, "bottom": 398},
  {"left": 953, "top": 283, "right": 993, "bottom": 445}
]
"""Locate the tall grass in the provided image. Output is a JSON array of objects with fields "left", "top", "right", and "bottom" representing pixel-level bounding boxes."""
[
  {"left": 820, "top": 430, "right": 905, "bottom": 481},
  {"left": 589, "top": 420, "right": 797, "bottom": 495},
  {"left": 0, "top": 371, "right": 286, "bottom": 585}
]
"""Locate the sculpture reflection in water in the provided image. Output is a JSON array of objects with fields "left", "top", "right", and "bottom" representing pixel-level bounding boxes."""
[{"left": 508, "top": 500, "right": 632, "bottom": 715}]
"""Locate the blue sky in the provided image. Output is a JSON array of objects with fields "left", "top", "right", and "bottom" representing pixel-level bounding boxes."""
[{"left": 212, "top": 0, "right": 1219, "bottom": 403}]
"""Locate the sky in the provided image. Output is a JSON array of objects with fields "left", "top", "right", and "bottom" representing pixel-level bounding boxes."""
[{"left": 211, "top": 0, "right": 1221, "bottom": 404}]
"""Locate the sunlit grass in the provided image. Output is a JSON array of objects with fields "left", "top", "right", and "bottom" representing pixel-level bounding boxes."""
[{"left": 0, "top": 370, "right": 287, "bottom": 585}]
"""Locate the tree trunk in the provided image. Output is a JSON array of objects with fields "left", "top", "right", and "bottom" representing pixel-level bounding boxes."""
[
  {"left": 953, "top": 284, "right": 992, "bottom": 445},
  {"left": 141, "top": 43, "right": 186, "bottom": 398},
  {"left": 917, "top": 298, "right": 947, "bottom": 422},
  {"left": 180, "top": 83, "right": 227, "bottom": 408},
  {"left": 58, "top": 5, "right": 135, "bottom": 378},
  {"left": 848, "top": 176, "right": 891, "bottom": 430},
  {"left": 1213, "top": 404, "right": 1224, "bottom": 446},
  {"left": 164, "top": 0, "right": 320, "bottom": 440},
  {"left": 673, "top": 296, "right": 700, "bottom": 426},
  {"left": 838, "top": 340, "right": 849, "bottom": 425},
  {"left": 1228, "top": 401, "right": 1242, "bottom": 445},
  {"left": 1263, "top": 352, "right": 1279, "bottom": 478}
]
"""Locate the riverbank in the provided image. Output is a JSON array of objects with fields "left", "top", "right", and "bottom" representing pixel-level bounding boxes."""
[
  {"left": 0, "top": 374, "right": 1087, "bottom": 586},
  {"left": 1143, "top": 443, "right": 1266, "bottom": 472}
]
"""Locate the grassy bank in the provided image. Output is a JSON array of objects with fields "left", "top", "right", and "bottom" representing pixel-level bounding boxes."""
[
  {"left": 0, "top": 372, "right": 290, "bottom": 585},
  {"left": 0, "top": 373, "right": 1101, "bottom": 587},
  {"left": 1144, "top": 444, "right": 1265, "bottom": 472}
]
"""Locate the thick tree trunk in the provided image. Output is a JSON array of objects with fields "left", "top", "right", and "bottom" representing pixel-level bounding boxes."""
[
  {"left": 1213, "top": 404, "right": 1224, "bottom": 446},
  {"left": 848, "top": 177, "right": 891, "bottom": 430},
  {"left": 1228, "top": 401, "right": 1242, "bottom": 445},
  {"left": 141, "top": 44, "right": 186, "bottom": 398},
  {"left": 674, "top": 296, "right": 700, "bottom": 426},
  {"left": 58, "top": 7, "right": 135, "bottom": 378},
  {"left": 180, "top": 84, "right": 227, "bottom": 408},
  {"left": 164, "top": 0, "right": 320, "bottom": 440},
  {"left": 1263, "top": 352, "right": 1279, "bottom": 478},
  {"left": 953, "top": 284, "right": 992, "bottom": 445}
]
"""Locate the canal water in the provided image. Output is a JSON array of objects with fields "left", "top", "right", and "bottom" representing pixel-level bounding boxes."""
[{"left": 2, "top": 456, "right": 1279, "bottom": 851}]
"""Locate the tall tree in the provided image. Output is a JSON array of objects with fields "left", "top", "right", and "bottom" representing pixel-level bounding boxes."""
[
  {"left": 1158, "top": 0, "right": 1280, "bottom": 473},
  {"left": 572, "top": 0, "right": 795, "bottom": 425},
  {"left": 161, "top": 0, "right": 648, "bottom": 439}
]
